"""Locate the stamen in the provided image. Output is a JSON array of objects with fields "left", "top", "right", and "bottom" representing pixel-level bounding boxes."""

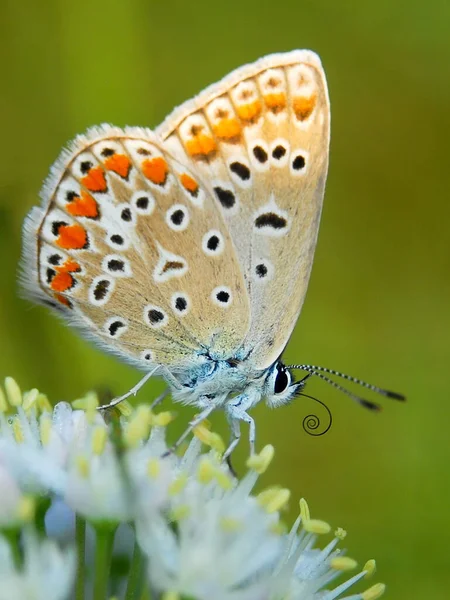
[
  {"left": 149, "top": 411, "right": 174, "bottom": 427},
  {"left": 246, "top": 444, "right": 274, "bottom": 473},
  {"left": 22, "top": 388, "right": 39, "bottom": 411},
  {"left": 257, "top": 487, "right": 290, "bottom": 513},
  {"left": 5, "top": 377, "right": 22, "bottom": 407},
  {"left": 92, "top": 426, "right": 107, "bottom": 455},
  {"left": 364, "top": 559, "right": 377, "bottom": 578},
  {"left": 124, "top": 405, "right": 151, "bottom": 447},
  {"left": 299, "top": 497, "right": 310, "bottom": 521},
  {"left": 330, "top": 556, "right": 358, "bottom": 571},
  {"left": 193, "top": 423, "right": 225, "bottom": 453},
  {"left": 361, "top": 583, "right": 386, "bottom": 600},
  {"left": 169, "top": 473, "right": 188, "bottom": 496},
  {"left": 304, "top": 519, "right": 331, "bottom": 534}
]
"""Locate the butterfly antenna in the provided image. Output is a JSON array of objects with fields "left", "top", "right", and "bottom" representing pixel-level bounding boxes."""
[{"left": 288, "top": 364, "right": 405, "bottom": 410}]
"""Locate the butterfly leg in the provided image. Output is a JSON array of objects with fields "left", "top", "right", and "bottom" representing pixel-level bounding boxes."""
[
  {"left": 97, "top": 366, "right": 160, "bottom": 410},
  {"left": 162, "top": 404, "right": 216, "bottom": 457},
  {"left": 223, "top": 416, "right": 241, "bottom": 461},
  {"left": 226, "top": 398, "right": 256, "bottom": 456}
]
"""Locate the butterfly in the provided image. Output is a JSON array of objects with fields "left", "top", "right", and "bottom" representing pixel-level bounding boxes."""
[{"left": 21, "top": 50, "right": 404, "bottom": 458}]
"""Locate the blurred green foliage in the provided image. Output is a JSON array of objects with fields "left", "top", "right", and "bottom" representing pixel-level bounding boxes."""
[{"left": 2, "top": 0, "right": 449, "bottom": 597}]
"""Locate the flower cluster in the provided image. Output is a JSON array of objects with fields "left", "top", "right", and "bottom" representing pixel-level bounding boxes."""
[{"left": 0, "top": 377, "right": 385, "bottom": 600}]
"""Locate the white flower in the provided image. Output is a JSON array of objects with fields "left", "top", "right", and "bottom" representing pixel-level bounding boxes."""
[
  {"left": 0, "top": 531, "right": 75, "bottom": 600},
  {"left": 0, "top": 379, "right": 387, "bottom": 600}
]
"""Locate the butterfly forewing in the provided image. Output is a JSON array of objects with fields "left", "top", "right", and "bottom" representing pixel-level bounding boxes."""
[
  {"left": 157, "top": 50, "right": 330, "bottom": 369},
  {"left": 23, "top": 127, "right": 250, "bottom": 369}
]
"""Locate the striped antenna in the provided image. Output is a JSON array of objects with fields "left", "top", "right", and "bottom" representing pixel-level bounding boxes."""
[{"left": 288, "top": 364, "right": 405, "bottom": 410}]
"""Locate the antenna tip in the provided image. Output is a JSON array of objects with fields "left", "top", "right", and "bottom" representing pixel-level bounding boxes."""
[
  {"left": 360, "top": 399, "right": 382, "bottom": 412},
  {"left": 384, "top": 390, "right": 406, "bottom": 401}
]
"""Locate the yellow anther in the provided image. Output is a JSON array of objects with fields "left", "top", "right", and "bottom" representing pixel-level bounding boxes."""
[
  {"left": 92, "top": 426, "right": 107, "bottom": 455},
  {"left": 330, "top": 556, "right": 358, "bottom": 571},
  {"left": 258, "top": 487, "right": 291, "bottom": 513},
  {"left": 0, "top": 387, "right": 7, "bottom": 413},
  {"left": 364, "top": 559, "right": 377, "bottom": 578},
  {"left": 169, "top": 473, "right": 188, "bottom": 496},
  {"left": 246, "top": 444, "right": 274, "bottom": 474},
  {"left": 147, "top": 458, "right": 160, "bottom": 478},
  {"left": 162, "top": 592, "right": 180, "bottom": 600},
  {"left": 361, "top": 583, "right": 386, "bottom": 600},
  {"left": 197, "top": 457, "right": 215, "bottom": 483},
  {"left": 115, "top": 400, "right": 133, "bottom": 417},
  {"left": 150, "top": 411, "right": 174, "bottom": 427},
  {"left": 22, "top": 388, "right": 39, "bottom": 411},
  {"left": 220, "top": 517, "right": 242, "bottom": 532},
  {"left": 39, "top": 415, "right": 52, "bottom": 446},
  {"left": 214, "top": 468, "right": 233, "bottom": 490},
  {"left": 12, "top": 418, "right": 24, "bottom": 443},
  {"left": 303, "top": 519, "right": 331, "bottom": 535},
  {"left": 124, "top": 405, "right": 151, "bottom": 447},
  {"left": 299, "top": 498, "right": 310, "bottom": 522},
  {"left": 73, "top": 391, "right": 99, "bottom": 412},
  {"left": 17, "top": 496, "right": 35, "bottom": 522},
  {"left": 193, "top": 423, "right": 225, "bottom": 453},
  {"left": 335, "top": 527, "right": 347, "bottom": 540},
  {"left": 169, "top": 504, "right": 190, "bottom": 521},
  {"left": 37, "top": 393, "right": 52, "bottom": 413},
  {"left": 76, "top": 455, "right": 90, "bottom": 478},
  {"left": 5, "top": 378, "right": 22, "bottom": 407}
]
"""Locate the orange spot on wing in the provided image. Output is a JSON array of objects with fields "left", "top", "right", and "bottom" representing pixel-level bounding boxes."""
[
  {"left": 50, "top": 258, "right": 81, "bottom": 292},
  {"left": 293, "top": 94, "right": 316, "bottom": 121},
  {"left": 50, "top": 271, "right": 74, "bottom": 292},
  {"left": 141, "top": 157, "right": 168, "bottom": 185},
  {"left": 180, "top": 173, "right": 199, "bottom": 194},
  {"left": 54, "top": 293, "right": 72, "bottom": 307},
  {"left": 56, "top": 258, "right": 81, "bottom": 274},
  {"left": 81, "top": 166, "right": 107, "bottom": 192},
  {"left": 185, "top": 134, "right": 217, "bottom": 158},
  {"left": 56, "top": 223, "right": 88, "bottom": 250},
  {"left": 104, "top": 154, "right": 131, "bottom": 179},
  {"left": 235, "top": 100, "right": 262, "bottom": 122},
  {"left": 264, "top": 93, "right": 287, "bottom": 112},
  {"left": 67, "top": 191, "right": 99, "bottom": 219},
  {"left": 213, "top": 118, "right": 241, "bottom": 141}
]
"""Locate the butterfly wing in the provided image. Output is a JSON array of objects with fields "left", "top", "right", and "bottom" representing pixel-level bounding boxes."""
[
  {"left": 21, "top": 126, "right": 250, "bottom": 369},
  {"left": 157, "top": 50, "right": 330, "bottom": 369}
]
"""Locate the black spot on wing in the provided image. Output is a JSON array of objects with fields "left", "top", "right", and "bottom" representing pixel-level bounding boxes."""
[
  {"left": 214, "top": 187, "right": 235, "bottom": 208},
  {"left": 255, "top": 213, "right": 287, "bottom": 229}
]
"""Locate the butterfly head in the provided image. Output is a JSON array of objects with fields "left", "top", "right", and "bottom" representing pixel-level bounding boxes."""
[{"left": 264, "top": 361, "right": 305, "bottom": 408}]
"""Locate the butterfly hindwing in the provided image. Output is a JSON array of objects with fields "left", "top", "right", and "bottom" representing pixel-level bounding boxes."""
[
  {"left": 22, "top": 126, "right": 250, "bottom": 369},
  {"left": 157, "top": 50, "right": 330, "bottom": 369}
]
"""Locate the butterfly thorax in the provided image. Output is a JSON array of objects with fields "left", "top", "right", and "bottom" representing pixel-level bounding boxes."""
[
  {"left": 167, "top": 358, "right": 266, "bottom": 408},
  {"left": 166, "top": 357, "right": 300, "bottom": 413}
]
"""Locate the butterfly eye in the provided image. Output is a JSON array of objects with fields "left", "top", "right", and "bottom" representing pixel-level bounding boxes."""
[{"left": 274, "top": 365, "right": 291, "bottom": 394}]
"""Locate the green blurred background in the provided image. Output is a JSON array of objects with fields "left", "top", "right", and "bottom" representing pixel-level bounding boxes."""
[{"left": 2, "top": 0, "right": 449, "bottom": 596}]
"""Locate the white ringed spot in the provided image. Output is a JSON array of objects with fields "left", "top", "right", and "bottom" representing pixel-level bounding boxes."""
[
  {"left": 102, "top": 254, "right": 132, "bottom": 277},
  {"left": 144, "top": 304, "right": 168, "bottom": 329},
  {"left": 131, "top": 190, "right": 155, "bottom": 215},
  {"left": 211, "top": 286, "right": 233, "bottom": 308},
  {"left": 104, "top": 317, "right": 128, "bottom": 338},
  {"left": 269, "top": 139, "right": 290, "bottom": 168},
  {"left": 89, "top": 275, "right": 115, "bottom": 306},
  {"left": 171, "top": 293, "right": 191, "bottom": 316},
  {"left": 166, "top": 204, "right": 190, "bottom": 231},
  {"left": 202, "top": 230, "right": 224, "bottom": 257}
]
